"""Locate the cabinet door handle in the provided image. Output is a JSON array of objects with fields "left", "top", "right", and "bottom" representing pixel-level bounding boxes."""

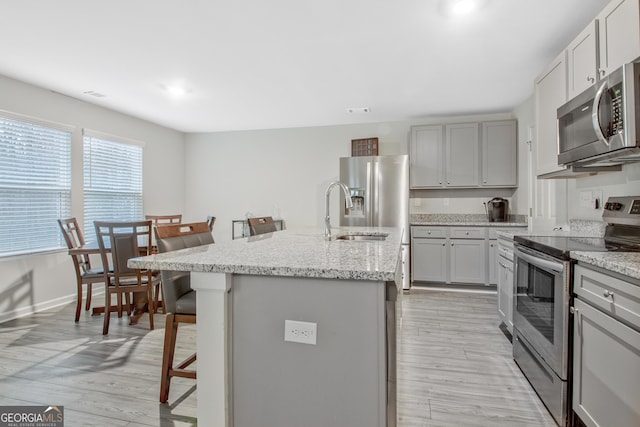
[
  {"left": 442, "top": 243, "right": 445, "bottom": 247},
  {"left": 599, "top": 68, "right": 605, "bottom": 77},
  {"left": 603, "top": 290, "right": 614, "bottom": 298},
  {"left": 587, "top": 76, "right": 595, "bottom": 83},
  {"left": 465, "top": 232, "right": 469, "bottom": 235},
  {"left": 451, "top": 243, "right": 454, "bottom": 246}
]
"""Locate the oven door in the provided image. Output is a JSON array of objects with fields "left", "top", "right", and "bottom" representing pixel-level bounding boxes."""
[{"left": 513, "top": 244, "right": 570, "bottom": 379}]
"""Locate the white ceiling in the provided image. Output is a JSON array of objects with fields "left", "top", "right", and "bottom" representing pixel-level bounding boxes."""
[{"left": 0, "top": 0, "right": 609, "bottom": 133}]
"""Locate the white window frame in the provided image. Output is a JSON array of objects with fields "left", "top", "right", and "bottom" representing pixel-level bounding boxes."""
[
  {"left": 83, "top": 130, "right": 144, "bottom": 242},
  {"left": 0, "top": 111, "right": 73, "bottom": 257}
]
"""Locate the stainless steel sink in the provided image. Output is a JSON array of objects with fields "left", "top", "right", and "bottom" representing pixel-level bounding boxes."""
[{"left": 335, "top": 233, "right": 388, "bottom": 241}]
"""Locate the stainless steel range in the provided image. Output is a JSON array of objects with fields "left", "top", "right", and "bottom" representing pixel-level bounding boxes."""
[{"left": 512, "top": 196, "right": 640, "bottom": 427}]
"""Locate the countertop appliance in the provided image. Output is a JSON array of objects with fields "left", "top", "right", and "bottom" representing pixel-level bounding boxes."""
[
  {"left": 486, "top": 197, "right": 509, "bottom": 222},
  {"left": 512, "top": 196, "right": 640, "bottom": 427},
  {"left": 339, "top": 155, "right": 410, "bottom": 290},
  {"left": 557, "top": 62, "right": 640, "bottom": 168}
]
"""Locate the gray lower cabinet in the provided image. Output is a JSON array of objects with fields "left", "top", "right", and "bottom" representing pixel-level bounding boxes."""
[
  {"left": 412, "top": 226, "right": 524, "bottom": 286},
  {"left": 411, "top": 237, "right": 447, "bottom": 282},
  {"left": 449, "top": 236, "right": 485, "bottom": 284},
  {"left": 572, "top": 264, "right": 640, "bottom": 427}
]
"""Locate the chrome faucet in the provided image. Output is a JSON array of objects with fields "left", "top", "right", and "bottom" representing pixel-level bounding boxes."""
[{"left": 324, "top": 181, "right": 353, "bottom": 240}]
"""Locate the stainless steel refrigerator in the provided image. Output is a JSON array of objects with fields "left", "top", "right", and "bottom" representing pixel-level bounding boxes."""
[{"left": 339, "top": 155, "right": 410, "bottom": 290}]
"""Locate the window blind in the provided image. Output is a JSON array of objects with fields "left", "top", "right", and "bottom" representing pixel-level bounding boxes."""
[
  {"left": 83, "top": 135, "right": 143, "bottom": 241},
  {"left": 0, "top": 115, "right": 72, "bottom": 256}
]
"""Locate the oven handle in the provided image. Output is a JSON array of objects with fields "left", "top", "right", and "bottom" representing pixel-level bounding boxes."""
[{"left": 514, "top": 246, "right": 565, "bottom": 274}]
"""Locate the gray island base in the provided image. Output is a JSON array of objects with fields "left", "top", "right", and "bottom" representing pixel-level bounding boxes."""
[{"left": 128, "top": 226, "right": 403, "bottom": 427}]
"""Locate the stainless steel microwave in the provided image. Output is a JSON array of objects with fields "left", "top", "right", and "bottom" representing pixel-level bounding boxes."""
[{"left": 557, "top": 62, "right": 640, "bottom": 167}]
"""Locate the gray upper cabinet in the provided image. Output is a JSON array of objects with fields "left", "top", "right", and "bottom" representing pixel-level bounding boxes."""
[
  {"left": 410, "top": 125, "right": 443, "bottom": 187},
  {"left": 567, "top": 20, "right": 598, "bottom": 99},
  {"left": 535, "top": 51, "right": 567, "bottom": 176},
  {"left": 410, "top": 120, "right": 517, "bottom": 189},
  {"left": 445, "top": 123, "right": 479, "bottom": 187},
  {"left": 597, "top": 0, "right": 640, "bottom": 78},
  {"left": 482, "top": 120, "right": 517, "bottom": 187}
]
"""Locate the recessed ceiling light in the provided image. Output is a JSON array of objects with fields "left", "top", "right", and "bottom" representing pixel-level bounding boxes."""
[
  {"left": 451, "top": 0, "right": 476, "bottom": 14},
  {"left": 166, "top": 85, "right": 186, "bottom": 96}
]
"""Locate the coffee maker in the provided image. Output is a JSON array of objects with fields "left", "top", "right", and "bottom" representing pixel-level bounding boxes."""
[{"left": 485, "top": 197, "right": 509, "bottom": 222}]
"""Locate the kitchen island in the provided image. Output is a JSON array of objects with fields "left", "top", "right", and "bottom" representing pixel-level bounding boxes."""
[{"left": 129, "top": 226, "right": 402, "bottom": 427}]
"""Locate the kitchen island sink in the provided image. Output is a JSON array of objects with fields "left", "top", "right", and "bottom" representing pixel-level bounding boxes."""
[{"left": 129, "top": 226, "right": 402, "bottom": 427}]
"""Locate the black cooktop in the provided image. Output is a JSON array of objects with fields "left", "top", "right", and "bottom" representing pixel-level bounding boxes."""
[{"left": 514, "top": 235, "right": 640, "bottom": 260}]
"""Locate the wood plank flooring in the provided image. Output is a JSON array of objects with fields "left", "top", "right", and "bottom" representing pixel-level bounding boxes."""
[
  {"left": 398, "top": 287, "right": 557, "bottom": 427},
  {"left": 0, "top": 289, "right": 557, "bottom": 426}
]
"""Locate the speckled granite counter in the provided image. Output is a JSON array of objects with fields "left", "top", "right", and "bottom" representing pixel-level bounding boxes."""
[
  {"left": 128, "top": 226, "right": 402, "bottom": 282},
  {"left": 411, "top": 213, "right": 527, "bottom": 227},
  {"left": 571, "top": 252, "right": 640, "bottom": 280}
]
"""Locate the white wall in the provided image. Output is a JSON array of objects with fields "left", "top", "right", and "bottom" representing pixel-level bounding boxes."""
[
  {"left": 568, "top": 162, "right": 640, "bottom": 221},
  {"left": 184, "top": 122, "right": 410, "bottom": 242},
  {"left": 0, "top": 74, "right": 185, "bottom": 322},
  {"left": 184, "top": 112, "right": 523, "bottom": 242}
]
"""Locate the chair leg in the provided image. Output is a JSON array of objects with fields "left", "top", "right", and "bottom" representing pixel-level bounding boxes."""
[
  {"left": 160, "top": 314, "right": 178, "bottom": 403},
  {"left": 85, "top": 283, "right": 92, "bottom": 311},
  {"left": 147, "top": 286, "right": 154, "bottom": 331},
  {"left": 117, "top": 291, "right": 123, "bottom": 318},
  {"left": 75, "top": 281, "right": 83, "bottom": 322},
  {"left": 103, "top": 290, "right": 111, "bottom": 335}
]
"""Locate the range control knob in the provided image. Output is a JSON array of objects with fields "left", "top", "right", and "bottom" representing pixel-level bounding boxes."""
[{"left": 604, "top": 202, "right": 623, "bottom": 211}]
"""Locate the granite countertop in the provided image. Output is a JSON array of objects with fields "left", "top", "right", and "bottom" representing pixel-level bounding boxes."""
[
  {"left": 571, "top": 252, "right": 640, "bottom": 280},
  {"left": 128, "top": 226, "right": 402, "bottom": 282},
  {"left": 411, "top": 213, "right": 528, "bottom": 227}
]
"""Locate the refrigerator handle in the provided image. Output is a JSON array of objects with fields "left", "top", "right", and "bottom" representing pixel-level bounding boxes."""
[
  {"left": 366, "top": 160, "right": 374, "bottom": 226},
  {"left": 370, "top": 159, "right": 378, "bottom": 225}
]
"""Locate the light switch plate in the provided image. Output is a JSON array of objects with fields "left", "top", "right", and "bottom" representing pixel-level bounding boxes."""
[{"left": 284, "top": 320, "right": 317, "bottom": 345}]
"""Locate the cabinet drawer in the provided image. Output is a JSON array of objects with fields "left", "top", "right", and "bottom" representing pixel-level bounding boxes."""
[
  {"left": 574, "top": 264, "right": 640, "bottom": 330},
  {"left": 412, "top": 226, "right": 447, "bottom": 238},
  {"left": 450, "top": 227, "right": 485, "bottom": 239}
]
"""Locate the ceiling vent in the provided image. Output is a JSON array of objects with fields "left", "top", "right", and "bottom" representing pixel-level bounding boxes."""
[{"left": 83, "top": 90, "right": 106, "bottom": 98}]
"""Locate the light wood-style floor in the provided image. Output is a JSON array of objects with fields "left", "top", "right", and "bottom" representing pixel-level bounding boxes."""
[
  {"left": 0, "top": 289, "right": 557, "bottom": 426},
  {"left": 398, "top": 287, "right": 557, "bottom": 427}
]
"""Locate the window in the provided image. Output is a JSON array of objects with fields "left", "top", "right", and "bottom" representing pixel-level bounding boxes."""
[
  {"left": 0, "top": 113, "right": 72, "bottom": 257},
  {"left": 83, "top": 131, "right": 143, "bottom": 241}
]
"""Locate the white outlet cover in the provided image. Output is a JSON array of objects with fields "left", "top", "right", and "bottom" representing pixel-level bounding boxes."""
[{"left": 284, "top": 320, "right": 317, "bottom": 345}]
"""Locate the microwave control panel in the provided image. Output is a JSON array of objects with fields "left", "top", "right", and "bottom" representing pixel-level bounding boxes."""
[{"left": 610, "top": 85, "right": 624, "bottom": 134}]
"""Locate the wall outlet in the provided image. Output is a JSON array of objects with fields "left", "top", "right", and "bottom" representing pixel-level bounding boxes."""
[
  {"left": 593, "top": 190, "right": 603, "bottom": 209},
  {"left": 579, "top": 191, "right": 592, "bottom": 208},
  {"left": 284, "top": 320, "right": 317, "bottom": 345},
  {"left": 443, "top": 198, "right": 449, "bottom": 206}
]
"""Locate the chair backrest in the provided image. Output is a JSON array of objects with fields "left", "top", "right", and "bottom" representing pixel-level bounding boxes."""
[
  {"left": 94, "top": 220, "right": 153, "bottom": 281},
  {"left": 206, "top": 215, "right": 216, "bottom": 232},
  {"left": 155, "top": 222, "right": 214, "bottom": 313},
  {"left": 145, "top": 214, "right": 182, "bottom": 226},
  {"left": 58, "top": 217, "right": 92, "bottom": 274},
  {"left": 247, "top": 216, "right": 277, "bottom": 236}
]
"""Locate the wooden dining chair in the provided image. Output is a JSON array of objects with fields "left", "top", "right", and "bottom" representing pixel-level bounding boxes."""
[
  {"left": 155, "top": 222, "right": 214, "bottom": 403},
  {"left": 95, "top": 220, "right": 159, "bottom": 335},
  {"left": 58, "top": 218, "right": 107, "bottom": 322},
  {"left": 247, "top": 216, "right": 277, "bottom": 236},
  {"left": 206, "top": 215, "right": 216, "bottom": 233},
  {"left": 145, "top": 214, "right": 181, "bottom": 313}
]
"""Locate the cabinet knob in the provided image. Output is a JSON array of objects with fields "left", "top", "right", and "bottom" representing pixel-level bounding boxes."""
[
  {"left": 427, "top": 231, "right": 431, "bottom": 235},
  {"left": 570, "top": 306, "right": 578, "bottom": 315},
  {"left": 599, "top": 68, "right": 605, "bottom": 77},
  {"left": 465, "top": 232, "right": 469, "bottom": 235},
  {"left": 451, "top": 243, "right": 454, "bottom": 246},
  {"left": 442, "top": 243, "right": 445, "bottom": 247},
  {"left": 603, "top": 290, "right": 614, "bottom": 298},
  {"left": 483, "top": 180, "right": 487, "bottom": 184}
]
